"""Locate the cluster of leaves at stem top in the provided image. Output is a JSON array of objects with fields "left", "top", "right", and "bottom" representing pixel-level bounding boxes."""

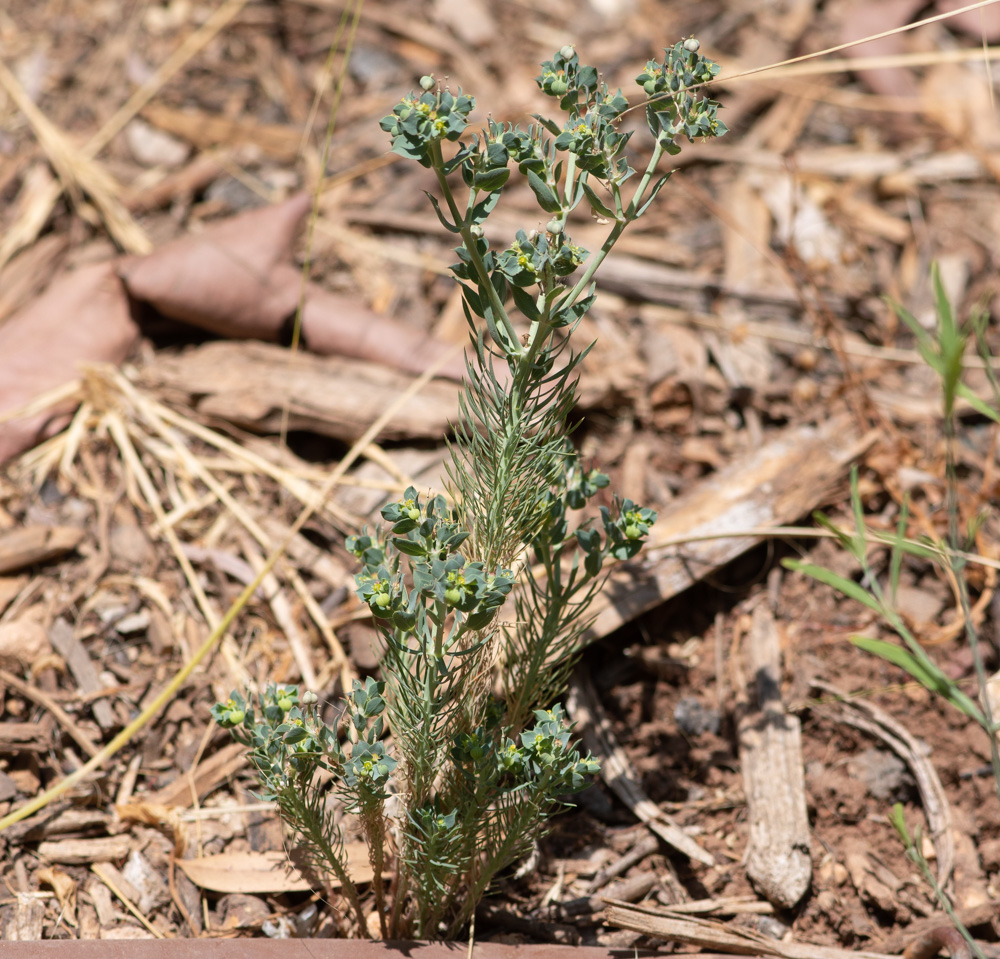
[{"left": 216, "top": 42, "right": 725, "bottom": 939}]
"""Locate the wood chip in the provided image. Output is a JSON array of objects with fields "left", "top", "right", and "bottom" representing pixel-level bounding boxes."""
[
  {"left": 142, "top": 340, "right": 461, "bottom": 443},
  {"left": 737, "top": 604, "right": 811, "bottom": 909},
  {"left": 603, "top": 900, "right": 896, "bottom": 959},
  {"left": 0, "top": 525, "right": 84, "bottom": 575},
  {"left": 142, "top": 741, "right": 247, "bottom": 809},
  {"left": 585, "top": 416, "right": 874, "bottom": 643},
  {"left": 38, "top": 835, "right": 132, "bottom": 865},
  {"left": 48, "top": 617, "right": 116, "bottom": 731}
]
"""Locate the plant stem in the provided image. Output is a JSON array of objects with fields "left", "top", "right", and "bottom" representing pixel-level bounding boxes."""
[
  {"left": 429, "top": 141, "right": 522, "bottom": 356},
  {"left": 555, "top": 139, "right": 666, "bottom": 315}
]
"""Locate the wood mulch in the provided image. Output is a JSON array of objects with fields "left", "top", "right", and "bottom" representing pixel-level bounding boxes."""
[{"left": 1, "top": 0, "right": 999, "bottom": 952}]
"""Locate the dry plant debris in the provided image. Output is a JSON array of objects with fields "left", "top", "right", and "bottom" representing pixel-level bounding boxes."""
[{"left": 0, "top": 0, "right": 999, "bottom": 952}]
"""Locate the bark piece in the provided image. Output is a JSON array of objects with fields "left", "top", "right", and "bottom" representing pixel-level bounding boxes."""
[
  {"left": 585, "top": 416, "right": 874, "bottom": 643},
  {"left": 0, "top": 615, "right": 50, "bottom": 665},
  {"left": 603, "top": 900, "right": 896, "bottom": 959},
  {"left": 37, "top": 835, "right": 132, "bottom": 865},
  {"left": 4, "top": 806, "right": 111, "bottom": 843},
  {"left": 140, "top": 103, "right": 304, "bottom": 161},
  {"left": 143, "top": 741, "right": 247, "bottom": 809},
  {"left": 6, "top": 894, "right": 45, "bottom": 941},
  {"left": 737, "top": 604, "right": 811, "bottom": 909},
  {"left": 0, "top": 525, "right": 85, "bottom": 575},
  {"left": 0, "top": 720, "right": 52, "bottom": 753},
  {"left": 48, "top": 617, "right": 115, "bottom": 732},
  {"left": 142, "top": 340, "right": 460, "bottom": 443}
]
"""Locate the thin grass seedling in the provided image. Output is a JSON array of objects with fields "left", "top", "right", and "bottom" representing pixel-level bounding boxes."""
[{"left": 785, "top": 264, "right": 999, "bottom": 944}]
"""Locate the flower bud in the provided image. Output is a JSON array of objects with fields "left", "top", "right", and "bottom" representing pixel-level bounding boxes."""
[{"left": 419, "top": 75, "right": 435, "bottom": 91}]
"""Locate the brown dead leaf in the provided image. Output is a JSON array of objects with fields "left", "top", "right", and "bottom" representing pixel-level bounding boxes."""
[
  {"left": 937, "top": 0, "right": 1000, "bottom": 40},
  {"left": 0, "top": 261, "right": 137, "bottom": 465},
  {"left": 37, "top": 865, "right": 78, "bottom": 927},
  {"left": 300, "top": 272, "right": 466, "bottom": 381},
  {"left": 839, "top": 0, "right": 924, "bottom": 97},
  {"left": 175, "top": 844, "right": 373, "bottom": 893},
  {"left": 118, "top": 193, "right": 311, "bottom": 340}
]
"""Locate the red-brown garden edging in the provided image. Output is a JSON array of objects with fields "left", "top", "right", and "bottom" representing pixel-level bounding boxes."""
[{"left": 0, "top": 941, "right": 667, "bottom": 958}]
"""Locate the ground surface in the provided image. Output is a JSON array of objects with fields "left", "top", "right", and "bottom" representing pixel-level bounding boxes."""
[{"left": 1, "top": 0, "right": 1000, "bottom": 950}]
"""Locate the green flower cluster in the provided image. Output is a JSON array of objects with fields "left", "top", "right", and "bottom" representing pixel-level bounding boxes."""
[
  {"left": 450, "top": 703, "right": 595, "bottom": 790},
  {"left": 379, "top": 84, "right": 475, "bottom": 168},
  {"left": 211, "top": 679, "right": 400, "bottom": 798},
  {"left": 636, "top": 38, "right": 728, "bottom": 155},
  {"left": 380, "top": 44, "right": 725, "bottom": 366},
  {"left": 348, "top": 487, "right": 514, "bottom": 637}
]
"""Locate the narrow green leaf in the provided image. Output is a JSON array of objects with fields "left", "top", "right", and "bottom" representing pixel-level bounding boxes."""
[
  {"left": 956, "top": 383, "right": 1000, "bottom": 424},
  {"left": 850, "top": 635, "right": 985, "bottom": 724},
  {"left": 888, "top": 496, "right": 909, "bottom": 604},
  {"left": 526, "top": 169, "right": 562, "bottom": 213},
  {"left": 634, "top": 170, "right": 673, "bottom": 218},
  {"left": 581, "top": 181, "right": 616, "bottom": 219},
  {"left": 782, "top": 560, "right": 883, "bottom": 615},
  {"left": 424, "top": 192, "right": 460, "bottom": 233},
  {"left": 811, "top": 510, "right": 861, "bottom": 558}
]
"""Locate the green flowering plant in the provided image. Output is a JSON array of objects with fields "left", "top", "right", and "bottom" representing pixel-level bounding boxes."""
[{"left": 216, "top": 40, "right": 726, "bottom": 938}]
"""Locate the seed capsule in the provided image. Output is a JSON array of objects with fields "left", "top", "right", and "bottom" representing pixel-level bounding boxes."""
[
  {"left": 419, "top": 75, "right": 435, "bottom": 91},
  {"left": 683, "top": 37, "right": 700, "bottom": 53}
]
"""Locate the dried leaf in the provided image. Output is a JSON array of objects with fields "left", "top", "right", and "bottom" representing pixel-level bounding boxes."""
[
  {"left": 119, "top": 193, "right": 311, "bottom": 340},
  {"left": 0, "top": 261, "right": 137, "bottom": 465},
  {"left": 37, "top": 865, "right": 78, "bottom": 927},
  {"left": 175, "top": 845, "right": 373, "bottom": 893}
]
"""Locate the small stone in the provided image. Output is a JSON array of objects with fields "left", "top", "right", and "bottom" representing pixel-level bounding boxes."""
[
  {"left": 674, "top": 696, "right": 720, "bottom": 737},
  {"left": 846, "top": 748, "right": 915, "bottom": 802},
  {"left": 125, "top": 118, "right": 189, "bottom": 168}
]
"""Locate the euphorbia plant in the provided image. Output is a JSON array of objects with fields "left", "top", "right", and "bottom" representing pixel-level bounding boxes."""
[{"left": 216, "top": 40, "right": 726, "bottom": 938}]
